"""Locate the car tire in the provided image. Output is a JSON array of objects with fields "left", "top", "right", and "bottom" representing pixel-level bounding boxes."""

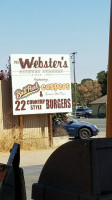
[{"left": 79, "top": 128, "right": 91, "bottom": 139}]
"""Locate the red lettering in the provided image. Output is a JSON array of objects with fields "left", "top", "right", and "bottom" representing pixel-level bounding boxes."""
[
  {"left": 44, "top": 61, "right": 48, "bottom": 68},
  {"left": 19, "top": 57, "right": 34, "bottom": 69},
  {"left": 64, "top": 99, "right": 67, "bottom": 108},
  {"left": 53, "top": 61, "right": 57, "bottom": 68},
  {"left": 38, "top": 57, "right": 43, "bottom": 68},
  {"left": 45, "top": 99, "right": 71, "bottom": 109},
  {"left": 68, "top": 98, "right": 71, "bottom": 108},
  {"left": 18, "top": 56, "right": 68, "bottom": 69},
  {"left": 54, "top": 99, "right": 57, "bottom": 108},
  {"left": 49, "top": 58, "right": 52, "bottom": 68},
  {"left": 46, "top": 99, "right": 49, "bottom": 109},
  {"left": 34, "top": 61, "right": 38, "bottom": 68}
]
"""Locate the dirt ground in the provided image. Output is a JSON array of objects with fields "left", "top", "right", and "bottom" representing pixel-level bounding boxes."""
[
  {"left": 0, "top": 129, "right": 106, "bottom": 167},
  {"left": 0, "top": 148, "right": 57, "bottom": 166}
]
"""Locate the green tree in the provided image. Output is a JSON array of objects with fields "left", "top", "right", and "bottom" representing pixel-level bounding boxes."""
[
  {"left": 97, "top": 71, "right": 107, "bottom": 96},
  {"left": 81, "top": 78, "right": 92, "bottom": 84}
]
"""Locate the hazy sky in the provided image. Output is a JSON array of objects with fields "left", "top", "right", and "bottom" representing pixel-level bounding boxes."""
[{"left": 0, "top": 0, "right": 110, "bottom": 83}]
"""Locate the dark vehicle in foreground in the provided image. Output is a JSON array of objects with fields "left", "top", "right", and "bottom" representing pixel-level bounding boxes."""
[
  {"left": 76, "top": 107, "right": 92, "bottom": 118},
  {"left": 57, "top": 117, "right": 99, "bottom": 139}
]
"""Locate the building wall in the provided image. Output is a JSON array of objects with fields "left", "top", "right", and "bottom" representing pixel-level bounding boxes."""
[
  {"left": 91, "top": 103, "right": 106, "bottom": 118},
  {"left": 0, "top": 80, "right": 49, "bottom": 147},
  {"left": 91, "top": 104, "right": 99, "bottom": 117}
]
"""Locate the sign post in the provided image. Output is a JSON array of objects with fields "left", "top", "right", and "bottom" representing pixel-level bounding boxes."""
[
  {"left": 19, "top": 116, "right": 23, "bottom": 147},
  {"left": 48, "top": 114, "right": 53, "bottom": 147}
]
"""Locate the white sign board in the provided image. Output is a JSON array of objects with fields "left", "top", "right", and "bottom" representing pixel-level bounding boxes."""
[{"left": 11, "top": 54, "right": 72, "bottom": 115}]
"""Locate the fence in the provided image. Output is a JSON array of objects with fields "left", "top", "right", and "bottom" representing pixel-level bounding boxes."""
[{"left": 0, "top": 79, "right": 49, "bottom": 151}]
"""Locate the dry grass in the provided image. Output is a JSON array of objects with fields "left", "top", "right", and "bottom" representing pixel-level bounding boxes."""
[
  {"left": 0, "top": 126, "right": 49, "bottom": 152},
  {"left": 53, "top": 126, "right": 68, "bottom": 137},
  {"left": 22, "top": 138, "right": 49, "bottom": 150}
]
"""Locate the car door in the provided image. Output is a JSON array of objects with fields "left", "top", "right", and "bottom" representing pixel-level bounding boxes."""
[{"left": 63, "top": 122, "right": 79, "bottom": 136}]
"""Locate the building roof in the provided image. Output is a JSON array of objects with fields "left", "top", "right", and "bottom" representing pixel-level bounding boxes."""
[{"left": 90, "top": 95, "right": 107, "bottom": 105}]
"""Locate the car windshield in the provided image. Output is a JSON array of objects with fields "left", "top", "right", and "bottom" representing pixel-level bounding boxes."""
[
  {"left": 76, "top": 107, "right": 91, "bottom": 111},
  {"left": 85, "top": 108, "right": 91, "bottom": 111},
  {"left": 76, "top": 109, "right": 84, "bottom": 111},
  {"left": 67, "top": 117, "right": 77, "bottom": 123}
]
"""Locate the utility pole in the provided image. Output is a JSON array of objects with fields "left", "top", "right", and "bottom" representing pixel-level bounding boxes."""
[{"left": 71, "top": 52, "right": 77, "bottom": 115}]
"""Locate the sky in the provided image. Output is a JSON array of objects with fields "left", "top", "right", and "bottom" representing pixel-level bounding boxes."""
[{"left": 0, "top": 0, "right": 110, "bottom": 83}]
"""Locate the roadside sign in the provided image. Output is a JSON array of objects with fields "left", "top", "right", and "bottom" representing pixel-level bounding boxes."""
[{"left": 11, "top": 54, "right": 72, "bottom": 115}]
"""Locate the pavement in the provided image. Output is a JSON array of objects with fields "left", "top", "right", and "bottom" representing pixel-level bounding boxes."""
[
  {"left": 0, "top": 133, "right": 107, "bottom": 200},
  {"left": 0, "top": 133, "right": 106, "bottom": 167},
  {"left": 0, "top": 126, "right": 106, "bottom": 167},
  {"left": 0, "top": 118, "right": 106, "bottom": 166},
  {"left": 0, "top": 148, "right": 56, "bottom": 167}
]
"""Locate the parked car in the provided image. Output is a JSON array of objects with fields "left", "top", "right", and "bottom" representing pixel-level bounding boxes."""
[
  {"left": 76, "top": 107, "right": 92, "bottom": 118},
  {"left": 57, "top": 117, "right": 99, "bottom": 139}
]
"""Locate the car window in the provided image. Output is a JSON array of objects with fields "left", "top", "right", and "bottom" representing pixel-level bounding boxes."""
[{"left": 76, "top": 108, "right": 84, "bottom": 111}]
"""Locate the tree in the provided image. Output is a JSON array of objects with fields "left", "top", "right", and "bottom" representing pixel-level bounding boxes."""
[
  {"left": 77, "top": 80, "right": 102, "bottom": 105},
  {"left": 97, "top": 71, "right": 107, "bottom": 96},
  {"left": 81, "top": 78, "right": 92, "bottom": 84}
]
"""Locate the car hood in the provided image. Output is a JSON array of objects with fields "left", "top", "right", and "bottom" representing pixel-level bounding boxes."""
[
  {"left": 59, "top": 121, "right": 96, "bottom": 129},
  {"left": 77, "top": 121, "right": 95, "bottom": 127},
  {"left": 80, "top": 121, "right": 93, "bottom": 125}
]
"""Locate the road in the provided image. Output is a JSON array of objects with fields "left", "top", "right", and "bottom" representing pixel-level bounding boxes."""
[
  {"left": 23, "top": 165, "right": 43, "bottom": 200},
  {"left": 23, "top": 118, "right": 106, "bottom": 200}
]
